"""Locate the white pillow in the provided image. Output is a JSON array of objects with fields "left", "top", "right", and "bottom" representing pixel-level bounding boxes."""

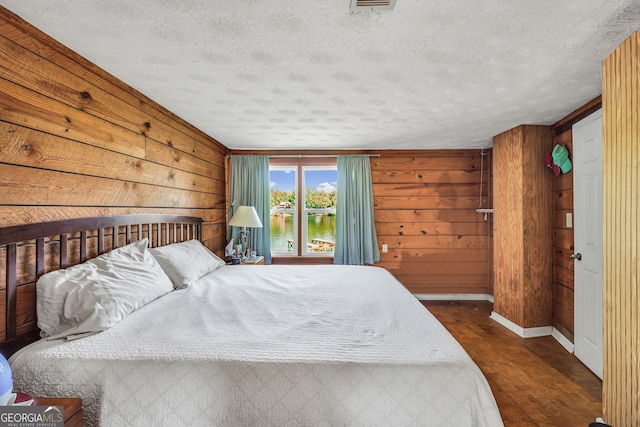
[
  {"left": 36, "top": 238, "right": 174, "bottom": 340},
  {"left": 149, "top": 239, "right": 226, "bottom": 289}
]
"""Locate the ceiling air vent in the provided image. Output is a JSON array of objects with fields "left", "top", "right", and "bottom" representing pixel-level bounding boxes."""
[{"left": 350, "top": 0, "right": 397, "bottom": 12}]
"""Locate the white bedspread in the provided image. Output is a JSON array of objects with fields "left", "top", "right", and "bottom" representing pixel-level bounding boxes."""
[{"left": 10, "top": 265, "right": 503, "bottom": 426}]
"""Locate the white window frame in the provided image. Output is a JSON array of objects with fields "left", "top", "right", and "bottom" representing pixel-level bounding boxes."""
[
  {"left": 302, "top": 165, "right": 337, "bottom": 256},
  {"left": 269, "top": 157, "right": 337, "bottom": 258},
  {"left": 269, "top": 165, "right": 298, "bottom": 255}
]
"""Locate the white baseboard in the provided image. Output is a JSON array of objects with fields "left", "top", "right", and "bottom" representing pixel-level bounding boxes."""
[
  {"left": 415, "top": 293, "right": 494, "bottom": 303},
  {"left": 552, "top": 328, "right": 574, "bottom": 353},
  {"left": 489, "top": 311, "right": 553, "bottom": 338},
  {"left": 416, "top": 294, "right": 573, "bottom": 352},
  {"left": 489, "top": 311, "right": 575, "bottom": 351}
]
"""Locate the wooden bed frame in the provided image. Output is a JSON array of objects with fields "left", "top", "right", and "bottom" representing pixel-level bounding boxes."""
[{"left": 0, "top": 215, "right": 203, "bottom": 357}]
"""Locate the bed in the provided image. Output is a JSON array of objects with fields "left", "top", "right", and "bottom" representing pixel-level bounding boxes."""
[{"left": 0, "top": 215, "right": 503, "bottom": 426}]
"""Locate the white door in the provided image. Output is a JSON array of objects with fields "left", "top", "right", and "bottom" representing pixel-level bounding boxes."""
[{"left": 572, "top": 109, "right": 603, "bottom": 379}]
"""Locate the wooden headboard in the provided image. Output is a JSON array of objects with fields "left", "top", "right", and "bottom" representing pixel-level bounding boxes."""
[{"left": 0, "top": 215, "right": 203, "bottom": 356}]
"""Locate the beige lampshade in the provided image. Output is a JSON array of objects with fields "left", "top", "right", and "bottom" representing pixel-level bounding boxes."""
[{"left": 228, "top": 206, "right": 263, "bottom": 228}]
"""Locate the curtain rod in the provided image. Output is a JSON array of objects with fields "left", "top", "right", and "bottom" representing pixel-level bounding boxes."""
[{"left": 226, "top": 153, "right": 381, "bottom": 158}]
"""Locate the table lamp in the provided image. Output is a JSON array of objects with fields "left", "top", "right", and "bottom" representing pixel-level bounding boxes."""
[{"left": 228, "top": 205, "right": 263, "bottom": 258}]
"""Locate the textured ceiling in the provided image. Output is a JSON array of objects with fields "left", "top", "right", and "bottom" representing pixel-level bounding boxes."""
[{"left": 2, "top": 0, "right": 640, "bottom": 150}]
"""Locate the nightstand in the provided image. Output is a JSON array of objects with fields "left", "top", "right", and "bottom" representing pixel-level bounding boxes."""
[
  {"left": 243, "top": 256, "right": 264, "bottom": 265},
  {"left": 33, "top": 397, "right": 83, "bottom": 427}
]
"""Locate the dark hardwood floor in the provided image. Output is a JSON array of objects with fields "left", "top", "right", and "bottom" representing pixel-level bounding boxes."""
[{"left": 422, "top": 300, "right": 602, "bottom": 427}]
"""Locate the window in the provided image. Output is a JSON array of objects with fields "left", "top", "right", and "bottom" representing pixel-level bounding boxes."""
[
  {"left": 269, "top": 158, "right": 337, "bottom": 257},
  {"left": 270, "top": 165, "right": 298, "bottom": 254}
]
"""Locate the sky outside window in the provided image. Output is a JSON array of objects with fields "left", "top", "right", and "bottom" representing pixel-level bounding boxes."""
[
  {"left": 304, "top": 170, "right": 337, "bottom": 194},
  {"left": 270, "top": 169, "right": 337, "bottom": 193}
]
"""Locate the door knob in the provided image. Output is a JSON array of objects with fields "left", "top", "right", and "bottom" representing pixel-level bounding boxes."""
[{"left": 570, "top": 252, "right": 582, "bottom": 260}]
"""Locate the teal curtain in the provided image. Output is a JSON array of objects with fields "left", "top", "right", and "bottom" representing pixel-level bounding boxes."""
[
  {"left": 229, "top": 155, "right": 271, "bottom": 264},
  {"left": 334, "top": 155, "right": 380, "bottom": 265}
]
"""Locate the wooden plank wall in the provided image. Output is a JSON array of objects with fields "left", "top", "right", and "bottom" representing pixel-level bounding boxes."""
[
  {"left": 230, "top": 148, "right": 493, "bottom": 294},
  {"left": 0, "top": 8, "right": 228, "bottom": 338},
  {"left": 602, "top": 28, "right": 640, "bottom": 427},
  {"left": 492, "top": 125, "right": 553, "bottom": 328},
  {"left": 492, "top": 127, "right": 525, "bottom": 324},
  {"left": 549, "top": 97, "right": 602, "bottom": 342},
  {"left": 371, "top": 150, "right": 492, "bottom": 295},
  {"left": 0, "top": 7, "right": 227, "bottom": 240}
]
